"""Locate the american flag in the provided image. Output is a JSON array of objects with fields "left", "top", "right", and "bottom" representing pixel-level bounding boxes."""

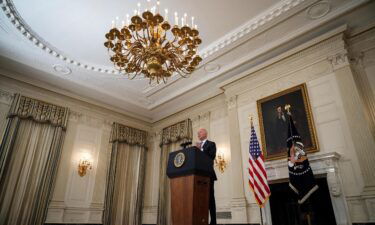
[{"left": 248, "top": 124, "right": 271, "bottom": 207}]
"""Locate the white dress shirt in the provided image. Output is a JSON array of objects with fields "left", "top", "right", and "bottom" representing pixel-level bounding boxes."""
[{"left": 200, "top": 139, "right": 207, "bottom": 151}]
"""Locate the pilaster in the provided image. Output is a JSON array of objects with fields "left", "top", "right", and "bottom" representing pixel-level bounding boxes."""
[
  {"left": 225, "top": 95, "right": 248, "bottom": 222},
  {"left": 328, "top": 50, "right": 375, "bottom": 196}
]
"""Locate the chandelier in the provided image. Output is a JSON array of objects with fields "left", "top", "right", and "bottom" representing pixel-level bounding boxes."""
[{"left": 104, "top": 1, "right": 202, "bottom": 84}]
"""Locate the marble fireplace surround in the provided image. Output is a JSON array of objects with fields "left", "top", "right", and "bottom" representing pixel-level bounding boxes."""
[{"left": 263, "top": 152, "right": 350, "bottom": 225}]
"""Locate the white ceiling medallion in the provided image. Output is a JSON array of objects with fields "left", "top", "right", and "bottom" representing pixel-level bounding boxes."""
[
  {"left": 204, "top": 63, "right": 220, "bottom": 73},
  {"left": 306, "top": 1, "right": 331, "bottom": 20},
  {"left": 53, "top": 64, "right": 72, "bottom": 75}
]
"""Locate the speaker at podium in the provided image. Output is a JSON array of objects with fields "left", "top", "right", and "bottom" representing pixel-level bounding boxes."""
[{"left": 166, "top": 144, "right": 214, "bottom": 225}]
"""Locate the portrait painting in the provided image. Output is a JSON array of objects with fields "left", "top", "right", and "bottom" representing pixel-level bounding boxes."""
[{"left": 257, "top": 83, "right": 319, "bottom": 160}]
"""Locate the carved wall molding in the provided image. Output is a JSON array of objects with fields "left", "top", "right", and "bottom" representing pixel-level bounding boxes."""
[
  {"left": 226, "top": 95, "right": 238, "bottom": 110},
  {"left": 349, "top": 52, "right": 365, "bottom": 66},
  {"left": 68, "top": 110, "right": 82, "bottom": 122},
  {"left": 191, "top": 114, "right": 200, "bottom": 125},
  {"left": 0, "top": 89, "right": 13, "bottom": 105},
  {"left": 199, "top": 111, "right": 211, "bottom": 122},
  {"left": 327, "top": 51, "right": 350, "bottom": 71}
]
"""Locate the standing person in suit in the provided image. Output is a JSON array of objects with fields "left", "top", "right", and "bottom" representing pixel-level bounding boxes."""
[{"left": 196, "top": 128, "right": 217, "bottom": 225}]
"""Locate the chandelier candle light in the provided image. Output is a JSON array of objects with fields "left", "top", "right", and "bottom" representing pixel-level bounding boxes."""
[{"left": 104, "top": 0, "right": 203, "bottom": 84}]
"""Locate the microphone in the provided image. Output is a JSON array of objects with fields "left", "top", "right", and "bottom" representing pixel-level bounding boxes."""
[{"left": 180, "top": 141, "right": 192, "bottom": 149}]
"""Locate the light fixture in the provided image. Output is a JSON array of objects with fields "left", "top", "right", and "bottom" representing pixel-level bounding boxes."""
[
  {"left": 104, "top": 0, "right": 203, "bottom": 84},
  {"left": 78, "top": 159, "right": 92, "bottom": 177},
  {"left": 215, "top": 152, "right": 227, "bottom": 173}
]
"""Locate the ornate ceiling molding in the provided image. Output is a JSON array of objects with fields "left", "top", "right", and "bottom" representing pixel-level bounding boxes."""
[
  {"left": 0, "top": 0, "right": 308, "bottom": 77},
  {"left": 0, "top": 0, "right": 118, "bottom": 75},
  {"left": 306, "top": 1, "right": 331, "bottom": 20},
  {"left": 199, "top": 0, "right": 308, "bottom": 59}
]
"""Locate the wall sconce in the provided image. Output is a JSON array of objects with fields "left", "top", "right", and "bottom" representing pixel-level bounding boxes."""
[
  {"left": 78, "top": 159, "right": 92, "bottom": 177},
  {"left": 215, "top": 153, "right": 227, "bottom": 173}
]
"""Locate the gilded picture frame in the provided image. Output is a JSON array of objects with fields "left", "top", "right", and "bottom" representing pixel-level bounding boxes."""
[{"left": 257, "top": 83, "right": 319, "bottom": 161}]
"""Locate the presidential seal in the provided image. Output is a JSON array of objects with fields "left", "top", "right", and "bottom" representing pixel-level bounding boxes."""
[{"left": 174, "top": 152, "right": 186, "bottom": 168}]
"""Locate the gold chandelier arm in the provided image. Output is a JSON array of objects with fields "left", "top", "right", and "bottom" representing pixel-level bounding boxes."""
[{"left": 105, "top": 10, "right": 202, "bottom": 84}]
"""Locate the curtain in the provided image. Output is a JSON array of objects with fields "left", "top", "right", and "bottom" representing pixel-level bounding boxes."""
[
  {"left": 157, "top": 119, "right": 192, "bottom": 225},
  {"left": 103, "top": 123, "right": 147, "bottom": 225},
  {"left": 0, "top": 94, "right": 69, "bottom": 225}
]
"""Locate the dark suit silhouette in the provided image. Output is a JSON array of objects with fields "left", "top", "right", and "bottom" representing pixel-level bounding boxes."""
[{"left": 202, "top": 140, "right": 217, "bottom": 225}]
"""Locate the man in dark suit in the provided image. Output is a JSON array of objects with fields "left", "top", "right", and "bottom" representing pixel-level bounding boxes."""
[{"left": 196, "top": 128, "right": 217, "bottom": 225}]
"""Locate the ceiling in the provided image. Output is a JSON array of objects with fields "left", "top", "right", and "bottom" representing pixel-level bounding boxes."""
[{"left": 0, "top": 0, "right": 373, "bottom": 122}]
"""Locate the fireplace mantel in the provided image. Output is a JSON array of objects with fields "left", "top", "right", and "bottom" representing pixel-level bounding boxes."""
[{"left": 263, "top": 152, "right": 351, "bottom": 225}]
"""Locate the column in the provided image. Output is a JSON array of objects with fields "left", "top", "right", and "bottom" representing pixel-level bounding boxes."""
[
  {"left": 225, "top": 95, "right": 248, "bottom": 223},
  {"left": 328, "top": 50, "right": 375, "bottom": 196},
  {"left": 350, "top": 52, "right": 375, "bottom": 141}
]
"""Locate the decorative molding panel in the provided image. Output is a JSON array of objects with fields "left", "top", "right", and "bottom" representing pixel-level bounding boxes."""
[
  {"left": 0, "top": 88, "right": 13, "bottom": 105},
  {"left": 327, "top": 51, "right": 350, "bottom": 71},
  {"left": 226, "top": 95, "right": 238, "bottom": 110}
]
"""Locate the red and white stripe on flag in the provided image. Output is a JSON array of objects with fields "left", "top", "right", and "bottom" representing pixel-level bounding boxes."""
[{"left": 248, "top": 125, "right": 271, "bottom": 207}]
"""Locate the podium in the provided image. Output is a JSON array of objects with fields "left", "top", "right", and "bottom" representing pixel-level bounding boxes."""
[{"left": 166, "top": 146, "right": 213, "bottom": 225}]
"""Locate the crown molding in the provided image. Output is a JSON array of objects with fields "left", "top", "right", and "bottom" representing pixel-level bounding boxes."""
[
  {"left": 0, "top": 69, "right": 153, "bottom": 124},
  {"left": 199, "top": 0, "right": 308, "bottom": 59},
  {"left": 0, "top": 0, "right": 120, "bottom": 75}
]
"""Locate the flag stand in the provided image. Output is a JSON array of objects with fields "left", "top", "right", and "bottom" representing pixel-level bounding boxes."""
[{"left": 260, "top": 207, "right": 264, "bottom": 225}]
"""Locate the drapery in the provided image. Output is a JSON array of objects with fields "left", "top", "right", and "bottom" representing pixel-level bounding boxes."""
[
  {"left": 103, "top": 123, "right": 147, "bottom": 225},
  {"left": 157, "top": 119, "right": 192, "bottom": 225},
  {"left": 0, "top": 94, "right": 69, "bottom": 225}
]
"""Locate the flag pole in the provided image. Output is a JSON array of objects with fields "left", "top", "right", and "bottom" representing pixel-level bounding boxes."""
[
  {"left": 260, "top": 207, "right": 264, "bottom": 225},
  {"left": 249, "top": 115, "right": 264, "bottom": 225},
  {"left": 249, "top": 115, "right": 253, "bottom": 127}
]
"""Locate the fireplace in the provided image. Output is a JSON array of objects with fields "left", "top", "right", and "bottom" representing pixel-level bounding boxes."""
[
  {"left": 269, "top": 176, "right": 336, "bottom": 225},
  {"left": 264, "top": 152, "right": 351, "bottom": 225}
]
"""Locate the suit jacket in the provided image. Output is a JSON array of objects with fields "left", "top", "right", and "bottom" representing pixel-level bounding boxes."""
[{"left": 202, "top": 140, "right": 217, "bottom": 181}]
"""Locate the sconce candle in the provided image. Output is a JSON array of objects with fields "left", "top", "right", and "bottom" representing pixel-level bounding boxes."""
[
  {"left": 78, "top": 159, "right": 92, "bottom": 177},
  {"left": 215, "top": 153, "right": 227, "bottom": 173}
]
